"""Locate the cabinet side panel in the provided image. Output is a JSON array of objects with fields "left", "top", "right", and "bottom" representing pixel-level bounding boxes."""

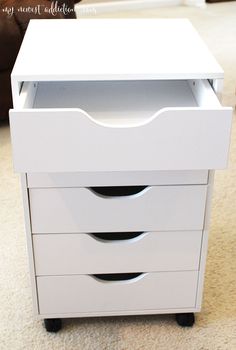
[
  {"left": 195, "top": 170, "right": 214, "bottom": 309},
  {"left": 212, "top": 78, "right": 224, "bottom": 101},
  {"left": 21, "top": 174, "right": 39, "bottom": 315}
]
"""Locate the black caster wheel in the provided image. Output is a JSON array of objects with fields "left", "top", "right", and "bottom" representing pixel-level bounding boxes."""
[
  {"left": 175, "top": 313, "right": 195, "bottom": 327},
  {"left": 44, "top": 318, "right": 62, "bottom": 333}
]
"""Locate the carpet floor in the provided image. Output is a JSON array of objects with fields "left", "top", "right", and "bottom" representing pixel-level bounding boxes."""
[{"left": 0, "top": 2, "right": 236, "bottom": 349}]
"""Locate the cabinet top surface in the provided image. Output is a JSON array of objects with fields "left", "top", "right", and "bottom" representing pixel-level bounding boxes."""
[{"left": 12, "top": 19, "right": 223, "bottom": 81}]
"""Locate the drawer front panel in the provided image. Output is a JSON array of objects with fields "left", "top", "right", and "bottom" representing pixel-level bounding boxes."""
[
  {"left": 33, "top": 231, "right": 202, "bottom": 275},
  {"left": 27, "top": 170, "right": 209, "bottom": 188},
  {"left": 10, "top": 107, "right": 232, "bottom": 172},
  {"left": 30, "top": 185, "right": 207, "bottom": 233},
  {"left": 37, "top": 271, "right": 198, "bottom": 315}
]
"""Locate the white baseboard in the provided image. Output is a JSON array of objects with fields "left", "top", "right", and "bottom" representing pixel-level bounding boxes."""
[
  {"left": 184, "top": 0, "right": 205, "bottom": 6},
  {"left": 76, "top": 0, "right": 205, "bottom": 16}
]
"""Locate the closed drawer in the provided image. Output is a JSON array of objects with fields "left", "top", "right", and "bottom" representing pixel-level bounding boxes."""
[
  {"left": 9, "top": 80, "right": 232, "bottom": 173},
  {"left": 30, "top": 185, "right": 207, "bottom": 233},
  {"left": 27, "top": 170, "right": 209, "bottom": 188},
  {"left": 37, "top": 271, "right": 198, "bottom": 315},
  {"left": 33, "top": 230, "right": 202, "bottom": 275}
]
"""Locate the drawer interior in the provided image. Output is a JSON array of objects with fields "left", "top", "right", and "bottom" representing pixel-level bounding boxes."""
[
  {"left": 20, "top": 79, "right": 221, "bottom": 125},
  {"left": 33, "top": 80, "right": 197, "bottom": 121}
]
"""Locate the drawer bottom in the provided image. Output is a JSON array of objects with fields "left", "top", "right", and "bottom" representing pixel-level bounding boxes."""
[{"left": 37, "top": 271, "right": 198, "bottom": 315}]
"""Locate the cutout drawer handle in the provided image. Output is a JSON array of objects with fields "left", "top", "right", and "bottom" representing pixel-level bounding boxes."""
[
  {"left": 89, "top": 186, "right": 148, "bottom": 198},
  {"left": 92, "top": 273, "right": 144, "bottom": 283},
  {"left": 90, "top": 232, "right": 145, "bottom": 242}
]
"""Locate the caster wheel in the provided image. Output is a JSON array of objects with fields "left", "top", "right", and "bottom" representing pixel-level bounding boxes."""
[
  {"left": 44, "top": 318, "right": 62, "bottom": 333},
  {"left": 175, "top": 313, "right": 195, "bottom": 327}
]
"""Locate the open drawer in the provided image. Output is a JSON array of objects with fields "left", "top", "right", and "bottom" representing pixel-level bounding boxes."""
[{"left": 9, "top": 79, "right": 232, "bottom": 172}]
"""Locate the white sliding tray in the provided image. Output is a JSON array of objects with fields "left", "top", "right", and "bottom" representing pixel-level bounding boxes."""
[{"left": 10, "top": 79, "right": 232, "bottom": 173}]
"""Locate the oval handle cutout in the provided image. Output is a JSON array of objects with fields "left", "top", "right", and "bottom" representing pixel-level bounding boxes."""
[
  {"left": 93, "top": 273, "right": 143, "bottom": 282},
  {"left": 91, "top": 232, "right": 144, "bottom": 241},
  {"left": 90, "top": 186, "right": 147, "bottom": 197}
]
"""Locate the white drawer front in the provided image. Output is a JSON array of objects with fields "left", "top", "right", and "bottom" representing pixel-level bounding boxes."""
[
  {"left": 27, "top": 170, "right": 208, "bottom": 188},
  {"left": 37, "top": 271, "right": 198, "bottom": 315},
  {"left": 33, "top": 231, "right": 202, "bottom": 275},
  {"left": 9, "top": 107, "right": 232, "bottom": 173},
  {"left": 30, "top": 185, "right": 207, "bottom": 233}
]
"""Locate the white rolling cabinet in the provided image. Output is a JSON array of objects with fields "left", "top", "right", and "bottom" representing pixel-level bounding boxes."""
[{"left": 9, "top": 19, "right": 232, "bottom": 332}]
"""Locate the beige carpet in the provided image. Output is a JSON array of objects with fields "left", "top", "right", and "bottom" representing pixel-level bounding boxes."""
[{"left": 1, "top": 2, "right": 236, "bottom": 349}]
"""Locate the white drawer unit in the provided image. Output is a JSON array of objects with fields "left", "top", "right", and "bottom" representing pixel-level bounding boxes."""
[{"left": 9, "top": 19, "right": 232, "bottom": 332}]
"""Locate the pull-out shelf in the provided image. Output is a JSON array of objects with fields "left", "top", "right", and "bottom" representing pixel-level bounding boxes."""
[{"left": 10, "top": 79, "right": 232, "bottom": 173}]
